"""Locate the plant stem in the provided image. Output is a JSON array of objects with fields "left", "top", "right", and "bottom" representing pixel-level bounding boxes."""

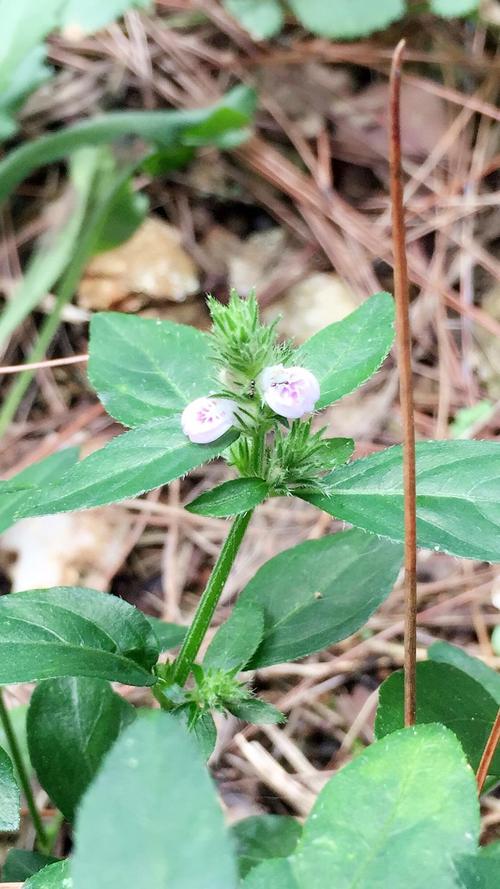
[
  {"left": 0, "top": 689, "right": 49, "bottom": 853},
  {"left": 173, "top": 510, "right": 253, "bottom": 686},
  {"left": 389, "top": 40, "right": 417, "bottom": 727},
  {"left": 476, "top": 707, "right": 500, "bottom": 795}
]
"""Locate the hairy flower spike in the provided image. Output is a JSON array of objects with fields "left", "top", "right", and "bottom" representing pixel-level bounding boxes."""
[
  {"left": 181, "top": 396, "right": 236, "bottom": 444},
  {"left": 207, "top": 290, "right": 292, "bottom": 388},
  {"left": 258, "top": 365, "right": 320, "bottom": 420}
]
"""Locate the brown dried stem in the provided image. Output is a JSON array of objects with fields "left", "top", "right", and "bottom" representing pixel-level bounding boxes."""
[
  {"left": 476, "top": 708, "right": 500, "bottom": 795},
  {"left": 389, "top": 40, "right": 417, "bottom": 727}
]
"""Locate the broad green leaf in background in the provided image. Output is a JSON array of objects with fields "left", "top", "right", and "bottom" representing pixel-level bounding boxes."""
[
  {"left": 288, "top": 0, "right": 406, "bottom": 39},
  {"left": 0, "top": 0, "right": 62, "bottom": 138},
  {"left": 72, "top": 712, "right": 237, "bottom": 889},
  {"left": 27, "top": 676, "right": 135, "bottom": 821},
  {"left": 296, "top": 292, "right": 395, "bottom": 410},
  {"left": 61, "top": 0, "right": 150, "bottom": 34},
  {"left": 17, "top": 419, "right": 238, "bottom": 518},
  {"left": 294, "top": 725, "right": 479, "bottom": 889},
  {"left": 0, "top": 744, "right": 19, "bottom": 831},
  {"left": 375, "top": 662, "right": 500, "bottom": 774},
  {"left": 429, "top": 641, "right": 500, "bottom": 704},
  {"left": 303, "top": 440, "right": 500, "bottom": 562},
  {"left": 88, "top": 313, "right": 214, "bottom": 427},
  {"left": 0, "top": 587, "right": 159, "bottom": 686},
  {"left": 0, "top": 148, "right": 98, "bottom": 351},
  {"left": 223, "top": 0, "right": 284, "bottom": 39},
  {"left": 204, "top": 600, "right": 264, "bottom": 671},
  {"left": 146, "top": 617, "right": 186, "bottom": 652},
  {"left": 456, "top": 849, "right": 500, "bottom": 889},
  {"left": 242, "top": 858, "right": 300, "bottom": 888},
  {"left": 2, "top": 850, "right": 59, "bottom": 882},
  {"left": 233, "top": 815, "right": 302, "bottom": 877},
  {"left": 237, "top": 529, "right": 402, "bottom": 668},
  {"left": 0, "top": 447, "right": 79, "bottom": 533},
  {"left": 24, "top": 858, "right": 72, "bottom": 888},
  {"left": 0, "top": 85, "right": 255, "bottom": 204},
  {"left": 89, "top": 173, "right": 149, "bottom": 253},
  {"left": 186, "top": 478, "right": 270, "bottom": 518},
  {"left": 431, "top": 0, "right": 479, "bottom": 17}
]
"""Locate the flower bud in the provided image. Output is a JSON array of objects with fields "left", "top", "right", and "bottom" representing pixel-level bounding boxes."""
[
  {"left": 258, "top": 365, "right": 320, "bottom": 420},
  {"left": 181, "top": 396, "right": 237, "bottom": 444}
]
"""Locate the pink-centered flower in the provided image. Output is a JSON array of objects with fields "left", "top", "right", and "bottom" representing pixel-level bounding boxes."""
[
  {"left": 258, "top": 365, "right": 320, "bottom": 420},
  {"left": 181, "top": 396, "right": 237, "bottom": 444}
]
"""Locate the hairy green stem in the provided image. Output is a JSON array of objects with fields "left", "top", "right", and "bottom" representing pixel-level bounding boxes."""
[
  {"left": 173, "top": 510, "right": 253, "bottom": 686},
  {"left": 0, "top": 689, "right": 49, "bottom": 853}
]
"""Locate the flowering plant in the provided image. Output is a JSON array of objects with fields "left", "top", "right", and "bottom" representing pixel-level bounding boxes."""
[{"left": 0, "top": 291, "right": 499, "bottom": 887}]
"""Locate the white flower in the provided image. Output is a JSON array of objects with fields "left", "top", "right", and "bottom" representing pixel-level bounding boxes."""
[
  {"left": 181, "top": 396, "right": 237, "bottom": 444},
  {"left": 258, "top": 365, "right": 320, "bottom": 420}
]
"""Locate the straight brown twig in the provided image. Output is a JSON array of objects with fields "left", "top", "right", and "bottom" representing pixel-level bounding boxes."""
[
  {"left": 476, "top": 708, "right": 500, "bottom": 795},
  {"left": 389, "top": 40, "right": 418, "bottom": 727}
]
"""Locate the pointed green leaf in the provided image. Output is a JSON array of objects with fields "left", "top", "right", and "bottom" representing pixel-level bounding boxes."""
[
  {"left": 237, "top": 529, "right": 402, "bottom": 668},
  {"left": 72, "top": 712, "right": 237, "bottom": 889},
  {"left": 18, "top": 418, "right": 237, "bottom": 518},
  {"left": 302, "top": 440, "right": 500, "bottom": 562},
  {"left": 232, "top": 815, "right": 301, "bottom": 878},
  {"left": 294, "top": 725, "right": 479, "bottom": 889},
  {"left": 429, "top": 641, "right": 500, "bottom": 704},
  {"left": 173, "top": 707, "right": 217, "bottom": 761},
  {"left": 0, "top": 703, "right": 31, "bottom": 784},
  {"left": 28, "top": 677, "right": 135, "bottom": 822},
  {"left": 456, "top": 848, "right": 500, "bottom": 889},
  {"left": 186, "top": 477, "right": 270, "bottom": 517},
  {"left": 227, "top": 696, "right": 285, "bottom": 725},
  {"left": 0, "top": 587, "right": 159, "bottom": 686},
  {"left": 288, "top": 0, "right": 405, "bottom": 38},
  {"left": 24, "top": 858, "right": 71, "bottom": 888},
  {"left": 431, "top": 0, "right": 479, "bottom": 18},
  {"left": 2, "top": 849, "right": 59, "bottom": 882},
  {"left": 204, "top": 600, "right": 264, "bottom": 671},
  {"left": 146, "top": 617, "right": 186, "bottom": 652},
  {"left": 376, "top": 662, "right": 500, "bottom": 774},
  {"left": 296, "top": 292, "right": 394, "bottom": 409},
  {"left": 0, "top": 743, "right": 19, "bottom": 831},
  {"left": 242, "top": 858, "right": 299, "bottom": 888},
  {"left": 0, "top": 447, "right": 79, "bottom": 532},
  {"left": 88, "top": 313, "right": 215, "bottom": 427}
]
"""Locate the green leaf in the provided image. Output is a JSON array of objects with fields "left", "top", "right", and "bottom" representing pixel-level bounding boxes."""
[
  {"left": 0, "top": 86, "right": 255, "bottom": 204},
  {"left": 173, "top": 707, "right": 217, "bottom": 761},
  {"left": 72, "top": 711, "right": 237, "bottom": 889},
  {"left": 60, "top": 0, "right": 151, "bottom": 34},
  {"left": 429, "top": 641, "right": 500, "bottom": 704},
  {"left": 456, "top": 851, "right": 499, "bottom": 889},
  {"left": 0, "top": 148, "right": 98, "bottom": 351},
  {"left": 0, "top": 743, "right": 19, "bottom": 831},
  {"left": 24, "top": 859, "right": 71, "bottom": 888},
  {"left": 302, "top": 440, "right": 500, "bottom": 562},
  {"left": 146, "top": 617, "right": 186, "bottom": 652},
  {"left": 91, "top": 176, "right": 148, "bottom": 253},
  {"left": 18, "top": 419, "right": 238, "bottom": 518},
  {"left": 242, "top": 858, "right": 300, "bottom": 888},
  {"left": 294, "top": 724, "right": 479, "bottom": 888},
  {"left": 296, "top": 292, "right": 395, "bottom": 410},
  {"left": 0, "top": 704, "right": 31, "bottom": 785},
  {"left": 0, "top": 448, "right": 79, "bottom": 533},
  {"left": 288, "top": 0, "right": 406, "bottom": 38},
  {"left": 0, "top": 586, "right": 159, "bottom": 686},
  {"left": 431, "top": 0, "right": 479, "bottom": 18},
  {"left": 187, "top": 478, "right": 270, "bottom": 518},
  {"left": 375, "top": 662, "right": 500, "bottom": 774},
  {"left": 204, "top": 600, "right": 264, "bottom": 671},
  {"left": 236, "top": 529, "right": 402, "bottom": 668},
  {"left": 232, "top": 814, "right": 301, "bottom": 878},
  {"left": 2, "top": 849, "right": 58, "bottom": 882},
  {"left": 27, "top": 676, "right": 135, "bottom": 822},
  {"left": 223, "top": 0, "right": 284, "bottom": 39},
  {"left": 320, "top": 437, "right": 355, "bottom": 470},
  {"left": 88, "top": 313, "right": 214, "bottom": 427},
  {"left": 227, "top": 696, "right": 285, "bottom": 725}
]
